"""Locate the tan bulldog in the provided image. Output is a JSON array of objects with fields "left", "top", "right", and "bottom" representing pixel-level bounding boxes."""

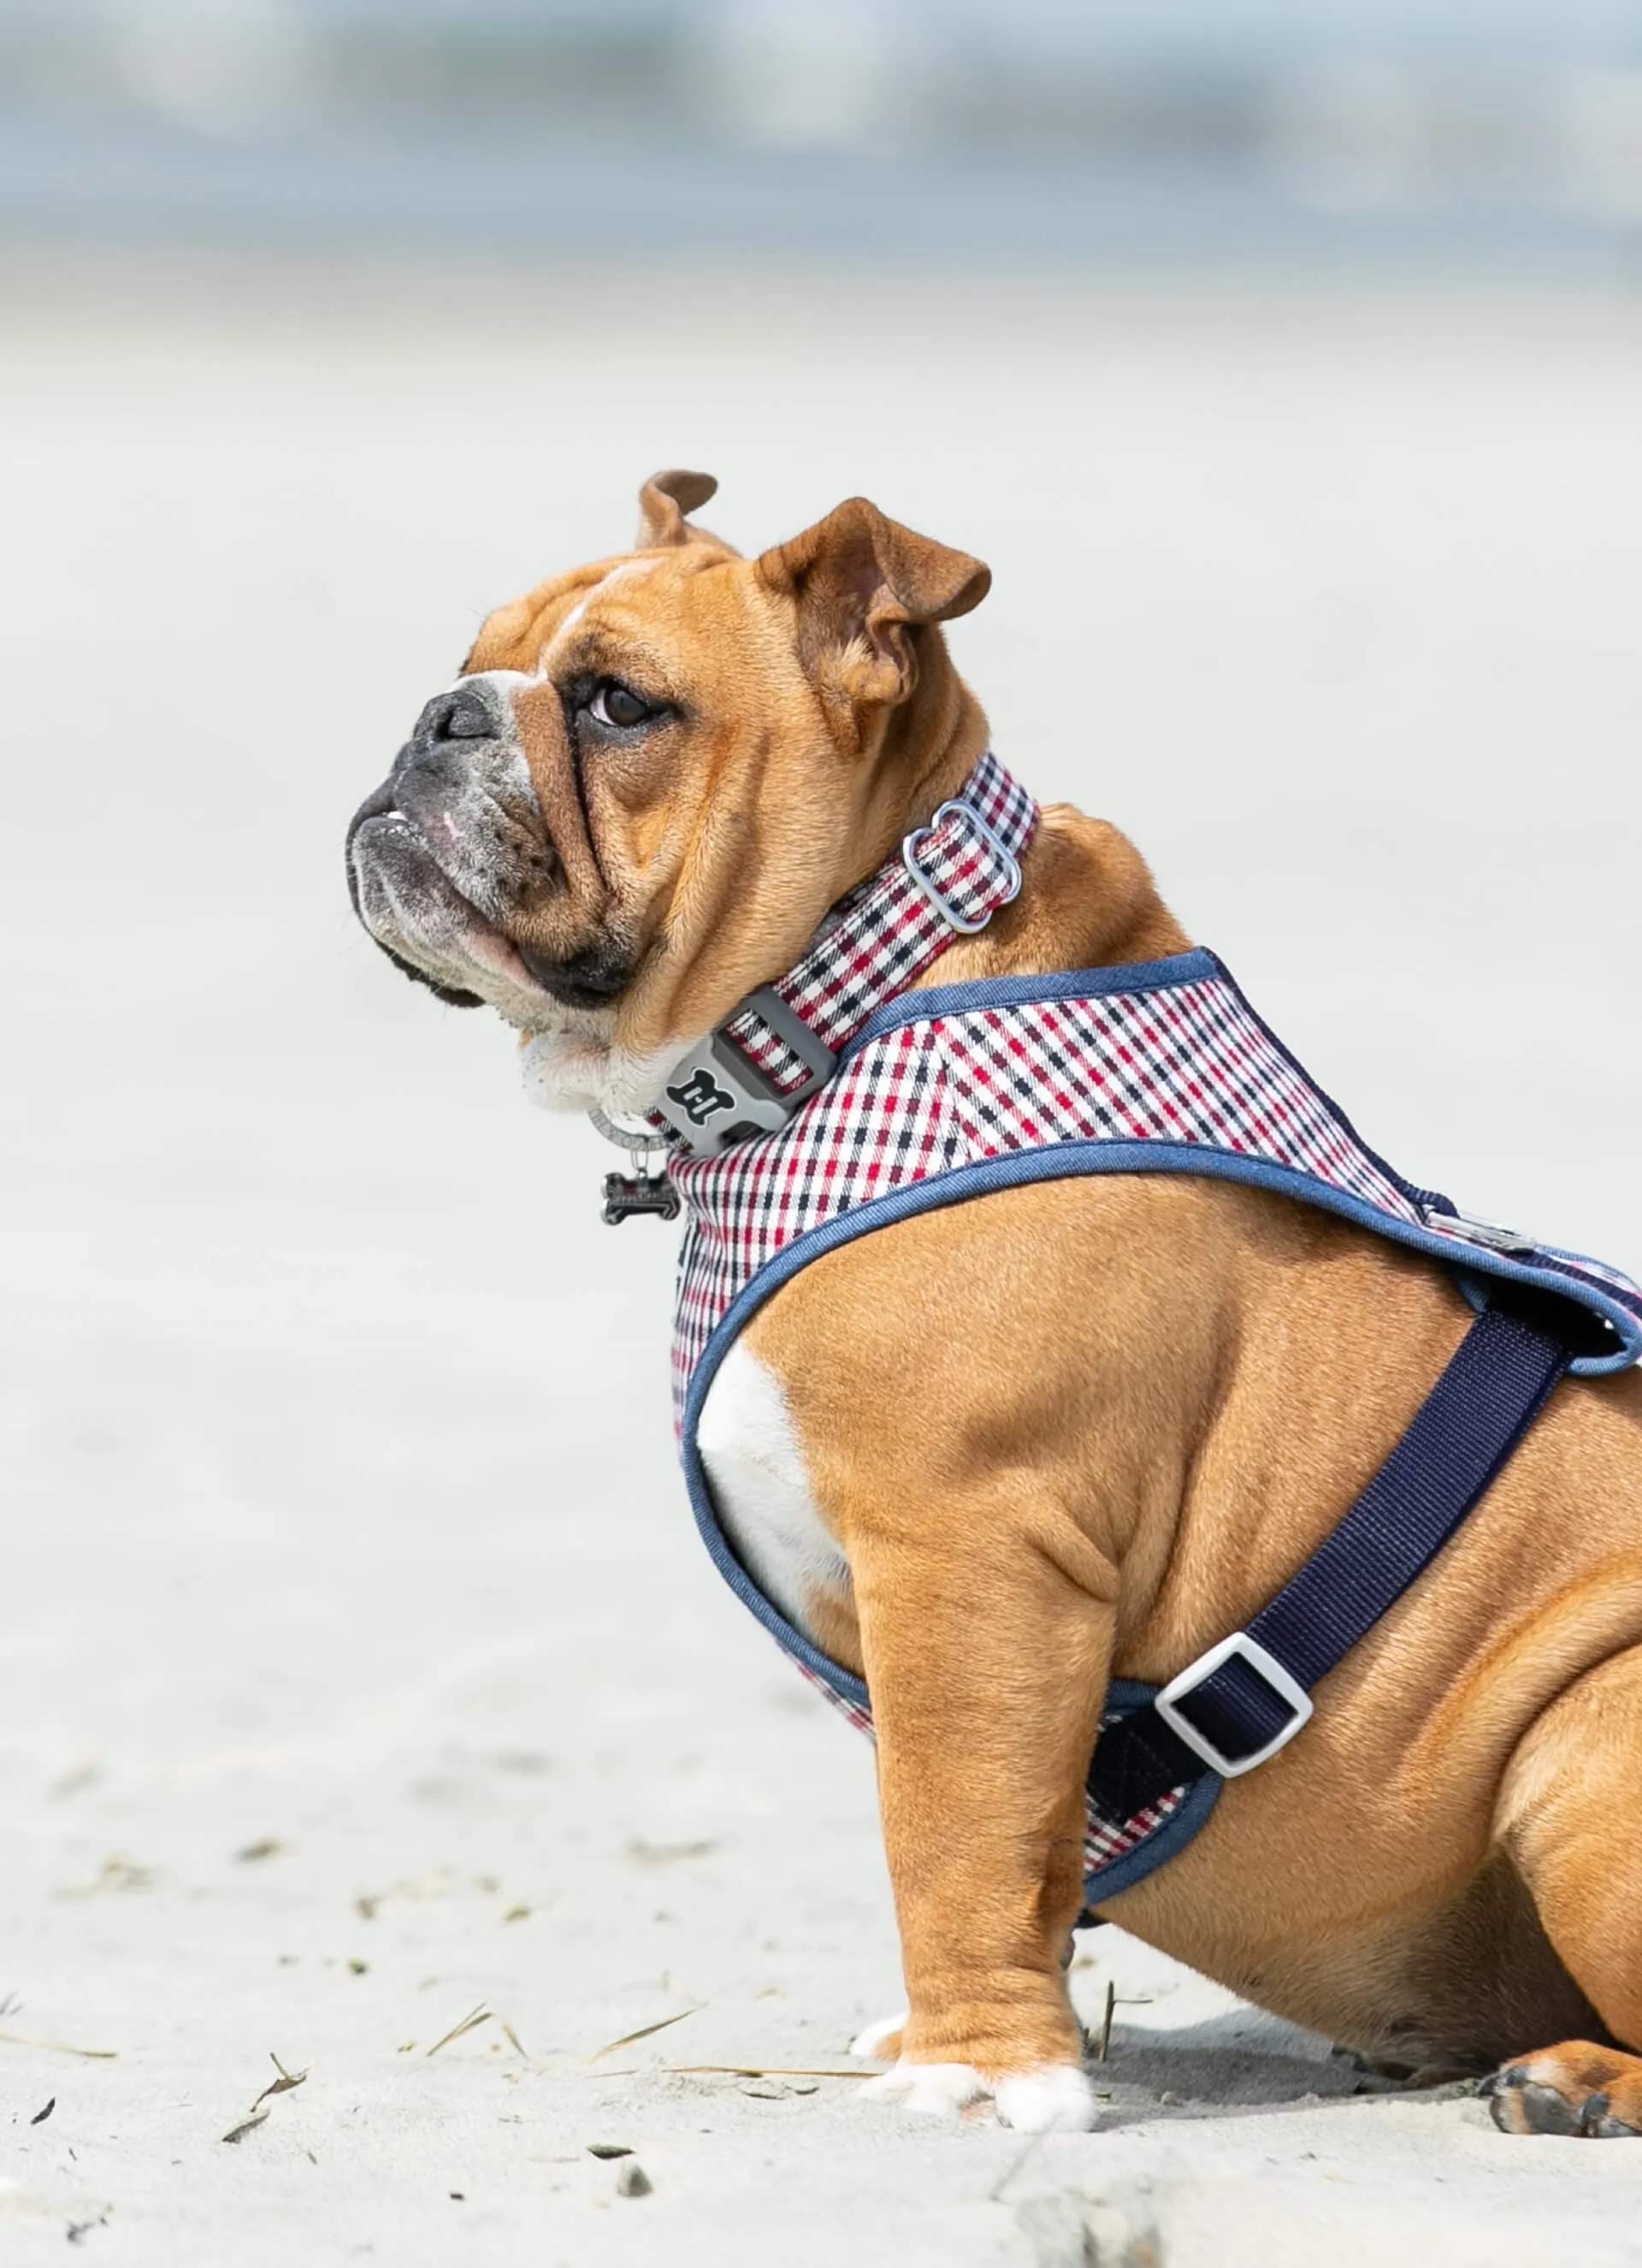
[{"left": 346, "top": 471, "right": 1642, "bottom": 2137}]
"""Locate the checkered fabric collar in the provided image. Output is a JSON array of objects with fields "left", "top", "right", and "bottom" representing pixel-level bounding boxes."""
[{"left": 647, "top": 750, "right": 1037, "bottom": 1157}]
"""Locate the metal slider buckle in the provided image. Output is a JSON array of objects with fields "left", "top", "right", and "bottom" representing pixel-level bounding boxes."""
[
  {"left": 900, "top": 800, "right": 1022, "bottom": 936},
  {"left": 1421, "top": 1204, "right": 1538, "bottom": 1256},
  {"left": 1153, "top": 1631, "right": 1314, "bottom": 1780},
  {"left": 653, "top": 985, "right": 837, "bottom": 1159}
]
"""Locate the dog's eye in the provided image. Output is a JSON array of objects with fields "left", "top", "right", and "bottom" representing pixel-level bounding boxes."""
[{"left": 588, "top": 680, "right": 654, "bottom": 730}]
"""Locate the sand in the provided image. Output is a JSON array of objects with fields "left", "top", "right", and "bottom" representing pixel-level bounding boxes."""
[{"left": 3, "top": 251, "right": 1641, "bottom": 2265}]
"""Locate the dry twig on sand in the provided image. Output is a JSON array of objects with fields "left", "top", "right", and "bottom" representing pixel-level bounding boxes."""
[
  {"left": 426, "top": 2005, "right": 493, "bottom": 2058},
  {"left": 0, "top": 2029, "right": 117, "bottom": 2060},
  {"left": 625, "top": 1839, "right": 717, "bottom": 1868},
  {"left": 586, "top": 2006, "right": 702, "bottom": 2063},
  {"left": 221, "top": 2051, "right": 309, "bottom": 2142},
  {"left": 251, "top": 2052, "right": 309, "bottom": 2110},
  {"left": 421, "top": 2005, "right": 534, "bottom": 2060}
]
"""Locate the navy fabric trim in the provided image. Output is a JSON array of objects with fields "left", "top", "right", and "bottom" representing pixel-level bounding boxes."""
[
  {"left": 841, "top": 949, "right": 1222, "bottom": 1060},
  {"left": 686, "top": 1143, "right": 1637, "bottom": 1451},
  {"left": 682, "top": 1137, "right": 1639, "bottom": 1720},
  {"left": 1082, "top": 1763, "right": 1221, "bottom": 1904},
  {"left": 681, "top": 1404, "right": 870, "bottom": 1707},
  {"left": 1080, "top": 1677, "right": 1223, "bottom": 1902},
  {"left": 682, "top": 1139, "right": 1639, "bottom": 1704}
]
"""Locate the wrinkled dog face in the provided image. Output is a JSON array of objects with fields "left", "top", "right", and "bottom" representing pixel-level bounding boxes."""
[{"left": 346, "top": 470, "right": 989, "bottom": 1116}]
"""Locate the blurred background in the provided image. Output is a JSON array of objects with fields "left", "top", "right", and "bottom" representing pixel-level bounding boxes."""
[
  {"left": 3, "top": 0, "right": 1642, "bottom": 264},
  {"left": 3, "top": 5, "right": 1640, "bottom": 2259}
]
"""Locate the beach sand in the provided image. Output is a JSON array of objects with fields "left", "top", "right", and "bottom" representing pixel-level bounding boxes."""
[{"left": 3, "top": 253, "right": 1641, "bottom": 2264}]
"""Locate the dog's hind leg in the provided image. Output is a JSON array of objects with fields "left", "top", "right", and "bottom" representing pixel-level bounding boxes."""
[{"left": 1486, "top": 1640, "right": 1642, "bottom": 2137}]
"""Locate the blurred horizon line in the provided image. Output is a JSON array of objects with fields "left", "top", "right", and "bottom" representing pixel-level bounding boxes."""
[{"left": 2, "top": 1, "right": 1640, "bottom": 274}]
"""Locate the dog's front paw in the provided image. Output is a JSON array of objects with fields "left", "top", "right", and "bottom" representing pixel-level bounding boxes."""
[
  {"left": 861, "top": 2057, "right": 1098, "bottom": 2130},
  {"left": 994, "top": 2064, "right": 1101, "bottom": 2132},
  {"left": 861, "top": 2059, "right": 987, "bottom": 2117},
  {"left": 849, "top": 2009, "right": 909, "bottom": 2060}
]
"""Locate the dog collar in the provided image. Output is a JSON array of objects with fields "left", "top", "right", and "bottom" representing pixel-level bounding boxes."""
[{"left": 646, "top": 750, "right": 1037, "bottom": 1160}]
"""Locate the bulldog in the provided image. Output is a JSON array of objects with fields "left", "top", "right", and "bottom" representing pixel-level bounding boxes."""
[{"left": 347, "top": 471, "right": 1642, "bottom": 2138}]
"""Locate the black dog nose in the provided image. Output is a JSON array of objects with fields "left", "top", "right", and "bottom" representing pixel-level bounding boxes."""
[{"left": 415, "top": 686, "right": 496, "bottom": 747}]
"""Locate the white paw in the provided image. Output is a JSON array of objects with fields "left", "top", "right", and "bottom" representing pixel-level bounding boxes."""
[
  {"left": 994, "top": 2064, "right": 1101, "bottom": 2133},
  {"left": 860, "top": 2056, "right": 1099, "bottom": 2129},
  {"left": 850, "top": 2009, "right": 910, "bottom": 2059},
  {"left": 861, "top": 2059, "right": 987, "bottom": 2118}
]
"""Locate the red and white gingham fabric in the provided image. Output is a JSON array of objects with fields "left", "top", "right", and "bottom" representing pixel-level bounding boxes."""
[
  {"left": 670, "top": 964, "right": 1435, "bottom": 1424},
  {"left": 1080, "top": 1773, "right": 1189, "bottom": 1880},
  {"left": 653, "top": 749, "right": 1037, "bottom": 1109}
]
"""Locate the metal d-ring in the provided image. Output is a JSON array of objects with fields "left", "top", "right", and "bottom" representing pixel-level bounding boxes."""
[
  {"left": 900, "top": 799, "right": 1022, "bottom": 935},
  {"left": 588, "top": 1105, "right": 663, "bottom": 1157}
]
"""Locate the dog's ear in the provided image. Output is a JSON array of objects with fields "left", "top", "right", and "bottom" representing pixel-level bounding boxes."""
[
  {"left": 635, "top": 468, "right": 721, "bottom": 549},
  {"left": 756, "top": 498, "right": 990, "bottom": 725}
]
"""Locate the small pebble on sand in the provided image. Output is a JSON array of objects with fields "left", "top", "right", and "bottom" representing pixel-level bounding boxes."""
[{"left": 616, "top": 2160, "right": 653, "bottom": 2198}]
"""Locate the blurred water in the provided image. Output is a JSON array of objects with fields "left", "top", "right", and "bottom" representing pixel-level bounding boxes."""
[{"left": 2, "top": 0, "right": 1640, "bottom": 267}]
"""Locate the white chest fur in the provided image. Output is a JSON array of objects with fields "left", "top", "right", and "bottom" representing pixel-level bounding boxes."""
[{"left": 696, "top": 1341, "right": 851, "bottom": 1639}]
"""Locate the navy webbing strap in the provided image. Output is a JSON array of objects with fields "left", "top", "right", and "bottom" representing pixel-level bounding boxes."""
[{"left": 1085, "top": 1297, "right": 1578, "bottom": 1827}]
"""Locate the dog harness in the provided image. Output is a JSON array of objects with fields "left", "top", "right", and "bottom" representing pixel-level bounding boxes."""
[{"left": 632, "top": 753, "right": 1642, "bottom": 1905}]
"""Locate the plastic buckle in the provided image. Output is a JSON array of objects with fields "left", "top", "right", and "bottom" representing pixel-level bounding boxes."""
[
  {"left": 1153, "top": 1631, "right": 1314, "bottom": 1779},
  {"left": 654, "top": 986, "right": 836, "bottom": 1159},
  {"left": 900, "top": 800, "right": 1022, "bottom": 936}
]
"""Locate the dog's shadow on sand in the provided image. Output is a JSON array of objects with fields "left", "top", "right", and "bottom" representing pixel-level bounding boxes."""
[{"left": 1089, "top": 2007, "right": 1455, "bottom": 2128}]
